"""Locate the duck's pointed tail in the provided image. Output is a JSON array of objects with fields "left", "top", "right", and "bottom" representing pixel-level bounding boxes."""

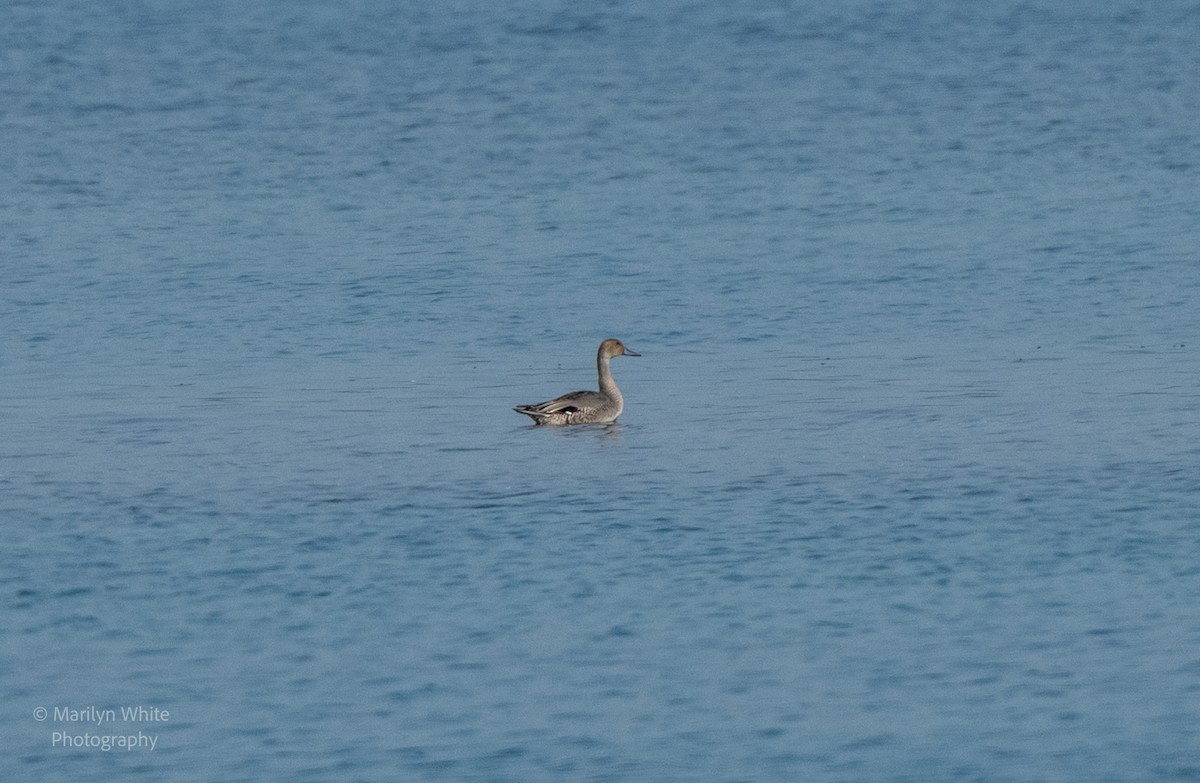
[{"left": 513, "top": 405, "right": 547, "bottom": 423}]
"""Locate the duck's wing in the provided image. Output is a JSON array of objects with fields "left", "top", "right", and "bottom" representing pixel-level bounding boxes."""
[{"left": 514, "top": 389, "right": 599, "bottom": 416}]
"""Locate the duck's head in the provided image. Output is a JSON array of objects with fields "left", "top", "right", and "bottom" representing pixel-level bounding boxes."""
[{"left": 599, "top": 338, "right": 640, "bottom": 358}]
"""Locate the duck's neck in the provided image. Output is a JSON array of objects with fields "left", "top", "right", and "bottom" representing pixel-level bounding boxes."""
[{"left": 597, "top": 353, "right": 622, "bottom": 401}]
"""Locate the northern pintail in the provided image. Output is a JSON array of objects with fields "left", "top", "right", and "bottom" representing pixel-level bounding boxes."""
[{"left": 514, "top": 338, "right": 640, "bottom": 425}]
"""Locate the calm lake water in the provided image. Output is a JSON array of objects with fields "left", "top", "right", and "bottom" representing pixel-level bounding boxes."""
[{"left": 3, "top": 0, "right": 1200, "bottom": 780}]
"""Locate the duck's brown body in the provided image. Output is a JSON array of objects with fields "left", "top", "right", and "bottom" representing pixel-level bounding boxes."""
[{"left": 514, "top": 339, "right": 639, "bottom": 425}]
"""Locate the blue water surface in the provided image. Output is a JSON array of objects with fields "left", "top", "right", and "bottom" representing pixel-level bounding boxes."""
[{"left": 3, "top": 1, "right": 1200, "bottom": 780}]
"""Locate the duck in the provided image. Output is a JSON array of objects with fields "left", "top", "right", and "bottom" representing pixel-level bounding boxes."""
[{"left": 514, "top": 338, "right": 640, "bottom": 425}]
